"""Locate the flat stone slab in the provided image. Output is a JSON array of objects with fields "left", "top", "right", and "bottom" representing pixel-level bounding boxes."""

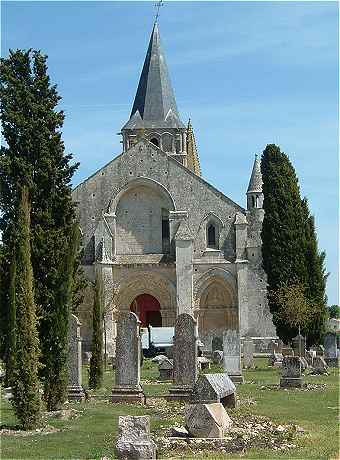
[
  {"left": 192, "top": 373, "right": 236, "bottom": 408},
  {"left": 185, "top": 403, "right": 232, "bottom": 438}
]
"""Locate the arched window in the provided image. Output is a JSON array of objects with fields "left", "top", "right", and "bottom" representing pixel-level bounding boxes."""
[
  {"left": 255, "top": 195, "right": 259, "bottom": 208},
  {"left": 252, "top": 196, "right": 255, "bottom": 208},
  {"left": 207, "top": 223, "right": 218, "bottom": 249},
  {"left": 150, "top": 137, "right": 159, "bottom": 147}
]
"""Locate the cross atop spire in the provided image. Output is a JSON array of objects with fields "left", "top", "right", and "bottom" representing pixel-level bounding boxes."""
[{"left": 154, "top": 0, "right": 163, "bottom": 24}]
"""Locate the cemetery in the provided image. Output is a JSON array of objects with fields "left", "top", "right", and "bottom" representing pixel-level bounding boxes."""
[
  {"left": 0, "top": 3, "right": 338, "bottom": 460},
  {"left": 0, "top": 321, "right": 338, "bottom": 459}
]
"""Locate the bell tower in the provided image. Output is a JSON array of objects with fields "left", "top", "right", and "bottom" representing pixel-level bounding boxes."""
[
  {"left": 247, "top": 154, "right": 264, "bottom": 211},
  {"left": 121, "top": 23, "right": 188, "bottom": 166}
]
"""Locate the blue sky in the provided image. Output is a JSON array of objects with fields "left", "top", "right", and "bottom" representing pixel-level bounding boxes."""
[{"left": 1, "top": 1, "right": 338, "bottom": 304}]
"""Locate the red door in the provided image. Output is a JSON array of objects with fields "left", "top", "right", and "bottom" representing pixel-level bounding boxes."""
[{"left": 130, "top": 294, "right": 162, "bottom": 327}]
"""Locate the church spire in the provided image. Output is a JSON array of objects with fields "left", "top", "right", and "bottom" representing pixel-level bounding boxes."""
[
  {"left": 124, "top": 22, "right": 184, "bottom": 129},
  {"left": 247, "top": 154, "right": 264, "bottom": 210}
]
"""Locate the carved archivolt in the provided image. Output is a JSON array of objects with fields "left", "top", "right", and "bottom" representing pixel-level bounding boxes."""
[
  {"left": 113, "top": 271, "right": 176, "bottom": 311},
  {"left": 193, "top": 268, "right": 237, "bottom": 311}
]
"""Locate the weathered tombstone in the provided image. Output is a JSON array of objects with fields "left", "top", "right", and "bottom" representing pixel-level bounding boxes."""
[
  {"left": 282, "top": 347, "right": 294, "bottom": 357},
  {"left": 168, "top": 314, "right": 198, "bottom": 400},
  {"left": 223, "top": 330, "right": 244, "bottom": 383},
  {"left": 67, "top": 314, "right": 85, "bottom": 401},
  {"left": 192, "top": 373, "right": 236, "bottom": 408},
  {"left": 212, "top": 350, "right": 223, "bottom": 365},
  {"left": 280, "top": 356, "right": 303, "bottom": 388},
  {"left": 312, "top": 356, "right": 328, "bottom": 375},
  {"left": 212, "top": 336, "right": 223, "bottom": 352},
  {"left": 305, "top": 350, "right": 315, "bottom": 366},
  {"left": 112, "top": 312, "right": 144, "bottom": 403},
  {"left": 197, "top": 356, "right": 211, "bottom": 371},
  {"left": 268, "top": 352, "right": 283, "bottom": 367},
  {"left": 158, "top": 358, "right": 173, "bottom": 381},
  {"left": 324, "top": 332, "right": 338, "bottom": 367},
  {"left": 185, "top": 403, "right": 232, "bottom": 438},
  {"left": 292, "top": 334, "right": 306, "bottom": 358},
  {"left": 243, "top": 339, "right": 255, "bottom": 369},
  {"left": 115, "top": 415, "right": 156, "bottom": 460}
]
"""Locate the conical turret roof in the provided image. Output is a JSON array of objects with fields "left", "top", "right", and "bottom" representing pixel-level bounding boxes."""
[
  {"left": 247, "top": 155, "right": 263, "bottom": 193},
  {"left": 123, "top": 23, "right": 185, "bottom": 130}
]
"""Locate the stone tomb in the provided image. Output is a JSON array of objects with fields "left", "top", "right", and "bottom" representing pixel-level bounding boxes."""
[
  {"left": 67, "top": 314, "right": 85, "bottom": 401},
  {"left": 112, "top": 312, "right": 144, "bottom": 403},
  {"left": 158, "top": 358, "right": 173, "bottom": 381},
  {"left": 223, "top": 330, "right": 244, "bottom": 383},
  {"left": 324, "top": 332, "right": 338, "bottom": 367},
  {"left": 280, "top": 356, "right": 303, "bottom": 388},
  {"left": 168, "top": 314, "right": 198, "bottom": 400},
  {"left": 115, "top": 415, "right": 156, "bottom": 460},
  {"left": 243, "top": 339, "right": 255, "bottom": 369},
  {"left": 312, "top": 356, "right": 328, "bottom": 375},
  {"left": 185, "top": 403, "right": 232, "bottom": 438},
  {"left": 192, "top": 373, "right": 237, "bottom": 408}
]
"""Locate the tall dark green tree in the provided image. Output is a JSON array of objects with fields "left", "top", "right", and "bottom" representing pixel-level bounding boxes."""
[
  {"left": 43, "top": 223, "right": 80, "bottom": 410},
  {"left": 301, "top": 198, "right": 328, "bottom": 345},
  {"left": 261, "top": 144, "right": 308, "bottom": 342},
  {"left": 0, "top": 49, "right": 80, "bottom": 409},
  {"left": 89, "top": 273, "right": 103, "bottom": 389},
  {"left": 11, "top": 186, "right": 41, "bottom": 430}
]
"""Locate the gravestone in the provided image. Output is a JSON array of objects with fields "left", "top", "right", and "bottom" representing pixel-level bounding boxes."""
[
  {"left": 282, "top": 347, "right": 294, "bottom": 357},
  {"left": 212, "top": 350, "right": 223, "bottom": 364},
  {"left": 185, "top": 403, "right": 232, "bottom": 438},
  {"left": 223, "top": 330, "right": 244, "bottom": 383},
  {"left": 168, "top": 314, "right": 198, "bottom": 400},
  {"left": 115, "top": 415, "right": 156, "bottom": 460},
  {"left": 292, "top": 334, "right": 306, "bottom": 357},
  {"left": 212, "top": 336, "right": 223, "bottom": 352},
  {"left": 268, "top": 352, "right": 283, "bottom": 367},
  {"left": 305, "top": 350, "right": 315, "bottom": 366},
  {"left": 67, "top": 314, "right": 85, "bottom": 401},
  {"left": 280, "top": 356, "right": 303, "bottom": 388},
  {"left": 324, "top": 332, "right": 338, "bottom": 367},
  {"left": 192, "top": 373, "right": 236, "bottom": 408},
  {"left": 112, "top": 312, "right": 144, "bottom": 403},
  {"left": 197, "top": 356, "right": 211, "bottom": 371},
  {"left": 312, "top": 356, "right": 328, "bottom": 374},
  {"left": 243, "top": 339, "right": 255, "bottom": 369},
  {"left": 158, "top": 358, "right": 173, "bottom": 381}
]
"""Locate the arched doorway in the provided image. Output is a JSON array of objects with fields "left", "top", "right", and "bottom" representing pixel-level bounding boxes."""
[{"left": 130, "top": 294, "right": 162, "bottom": 327}]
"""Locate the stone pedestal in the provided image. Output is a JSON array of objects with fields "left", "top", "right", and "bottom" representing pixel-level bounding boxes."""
[
  {"left": 112, "top": 312, "right": 144, "bottom": 403},
  {"left": 168, "top": 314, "right": 197, "bottom": 401},
  {"left": 67, "top": 314, "right": 85, "bottom": 401},
  {"left": 223, "top": 330, "right": 244, "bottom": 384}
]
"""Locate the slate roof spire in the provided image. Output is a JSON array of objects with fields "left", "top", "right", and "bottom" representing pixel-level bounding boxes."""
[
  {"left": 123, "top": 22, "right": 184, "bottom": 129},
  {"left": 247, "top": 154, "right": 263, "bottom": 193}
]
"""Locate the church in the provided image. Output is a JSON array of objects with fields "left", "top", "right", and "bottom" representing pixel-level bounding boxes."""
[{"left": 72, "top": 22, "right": 276, "bottom": 355}]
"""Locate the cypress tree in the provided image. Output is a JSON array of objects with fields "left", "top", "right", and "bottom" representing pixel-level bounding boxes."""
[
  {"left": 43, "top": 223, "right": 80, "bottom": 410},
  {"left": 0, "top": 49, "right": 81, "bottom": 408},
  {"left": 301, "top": 198, "right": 328, "bottom": 345},
  {"left": 5, "top": 251, "right": 16, "bottom": 387},
  {"left": 89, "top": 273, "right": 103, "bottom": 389},
  {"left": 261, "top": 144, "right": 308, "bottom": 342},
  {"left": 11, "top": 186, "right": 41, "bottom": 430}
]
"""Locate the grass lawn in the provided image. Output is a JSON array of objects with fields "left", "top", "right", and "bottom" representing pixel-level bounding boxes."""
[{"left": 1, "top": 358, "right": 339, "bottom": 460}]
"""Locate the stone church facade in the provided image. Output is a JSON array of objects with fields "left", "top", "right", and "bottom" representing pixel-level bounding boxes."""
[{"left": 72, "top": 23, "right": 276, "bottom": 355}]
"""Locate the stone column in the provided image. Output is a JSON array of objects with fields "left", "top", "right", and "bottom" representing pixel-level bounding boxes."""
[
  {"left": 168, "top": 313, "right": 198, "bottom": 400},
  {"left": 112, "top": 312, "right": 144, "bottom": 403},
  {"left": 67, "top": 314, "right": 85, "bottom": 401},
  {"left": 235, "top": 212, "right": 249, "bottom": 336},
  {"left": 223, "top": 329, "right": 244, "bottom": 384}
]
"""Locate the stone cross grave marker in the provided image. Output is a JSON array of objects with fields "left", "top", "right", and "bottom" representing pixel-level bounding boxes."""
[
  {"left": 67, "top": 314, "right": 85, "bottom": 401},
  {"left": 168, "top": 313, "right": 197, "bottom": 400},
  {"left": 292, "top": 334, "right": 306, "bottom": 358},
  {"left": 112, "top": 312, "right": 144, "bottom": 403},
  {"left": 223, "top": 330, "right": 244, "bottom": 383}
]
